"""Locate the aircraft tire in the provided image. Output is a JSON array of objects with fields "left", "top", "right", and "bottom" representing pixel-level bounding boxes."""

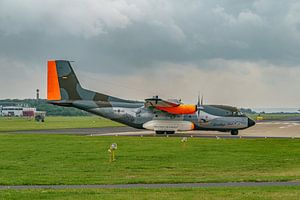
[
  {"left": 231, "top": 130, "right": 239, "bottom": 135},
  {"left": 166, "top": 131, "right": 175, "bottom": 134}
]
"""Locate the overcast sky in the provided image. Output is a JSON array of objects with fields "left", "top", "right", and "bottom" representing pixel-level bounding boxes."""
[{"left": 0, "top": 0, "right": 300, "bottom": 108}]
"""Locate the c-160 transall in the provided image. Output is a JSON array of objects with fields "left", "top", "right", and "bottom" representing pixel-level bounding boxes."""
[{"left": 47, "top": 60, "right": 255, "bottom": 135}]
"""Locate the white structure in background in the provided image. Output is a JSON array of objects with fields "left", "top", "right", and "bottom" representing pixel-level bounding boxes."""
[{"left": 0, "top": 106, "right": 36, "bottom": 117}]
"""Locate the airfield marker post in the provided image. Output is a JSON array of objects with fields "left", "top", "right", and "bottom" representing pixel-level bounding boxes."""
[
  {"left": 181, "top": 137, "right": 188, "bottom": 147},
  {"left": 108, "top": 143, "right": 118, "bottom": 162}
]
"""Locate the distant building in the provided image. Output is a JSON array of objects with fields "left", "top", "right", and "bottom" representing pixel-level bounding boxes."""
[
  {"left": 23, "top": 107, "right": 37, "bottom": 117},
  {"left": 0, "top": 106, "right": 36, "bottom": 117}
]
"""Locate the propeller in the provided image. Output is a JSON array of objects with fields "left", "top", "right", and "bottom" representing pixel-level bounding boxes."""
[{"left": 197, "top": 94, "right": 205, "bottom": 123}]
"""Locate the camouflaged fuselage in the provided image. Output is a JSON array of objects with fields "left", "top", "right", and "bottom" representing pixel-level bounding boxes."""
[{"left": 48, "top": 60, "right": 255, "bottom": 132}]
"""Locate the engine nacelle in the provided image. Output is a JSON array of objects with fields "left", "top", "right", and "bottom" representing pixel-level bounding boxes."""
[
  {"left": 143, "top": 120, "right": 195, "bottom": 131},
  {"left": 155, "top": 104, "right": 197, "bottom": 115}
]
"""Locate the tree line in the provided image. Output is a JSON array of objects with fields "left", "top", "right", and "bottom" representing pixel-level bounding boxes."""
[{"left": 0, "top": 99, "right": 90, "bottom": 116}]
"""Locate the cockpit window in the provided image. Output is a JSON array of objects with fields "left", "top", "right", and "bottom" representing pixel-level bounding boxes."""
[
  {"left": 232, "top": 111, "right": 245, "bottom": 116},
  {"left": 238, "top": 112, "right": 245, "bottom": 116}
]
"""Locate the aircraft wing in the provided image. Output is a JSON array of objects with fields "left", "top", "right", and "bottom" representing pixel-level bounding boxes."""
[{"left": 145, "top": 96, "right": 196, "bottom": 115}]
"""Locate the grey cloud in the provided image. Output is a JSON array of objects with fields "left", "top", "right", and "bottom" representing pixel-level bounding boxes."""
[
  {"left": 0, "top": 0, "right": 141, "bottom": 37},
  {"left": 1, "top": 0, "right": 300, "bottom": 107},
  {"left": 1, "top": 0, "right": 300, "bottom": 68},
  {"left": 79, "top": 60, "right": 300, "bottom": 107}
]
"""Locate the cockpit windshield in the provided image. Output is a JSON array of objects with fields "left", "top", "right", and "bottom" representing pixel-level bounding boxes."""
[{"left": 232, "top": 111, "right": 245, "bottom": 117}]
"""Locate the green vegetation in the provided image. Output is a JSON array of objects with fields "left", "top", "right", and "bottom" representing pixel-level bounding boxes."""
[
  {"left": 0, "top": 134, "right": 299, "bottom": 185},
  {"left": 248, "top": 113, "right": 300, "bottom": 121},
  {"left": 0, "top": 99, "right": 90, "bottom": 116},
  {"left": 1, "top": 186, "right": 300, "bottom": 200},
  {"left": 0, "top": 116, "right": 121, "bottom": 132}
]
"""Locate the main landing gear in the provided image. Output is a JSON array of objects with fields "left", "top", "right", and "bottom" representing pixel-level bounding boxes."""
[
  {"left": 155, "top": 131, "right": 175, "bottom": 134},
  {"left": 230, "top": 130, "right": 239, "bottom": 135}
]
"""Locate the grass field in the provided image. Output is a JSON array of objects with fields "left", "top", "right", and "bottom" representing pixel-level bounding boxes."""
[
  {"left": 0, "top": 134, "right": 299, "bottom": 185},
  {"left": 248, "top": 113, "right": 300, "bottom": 121},
  {"left": 0, "top": 116, "right": 121, "bottom": 132},
  {"left": 1, "top": 186, "right": 300, "bottom": 200},
  {"left": 1, "top": 116, "right": 299, "bottom": 199}
]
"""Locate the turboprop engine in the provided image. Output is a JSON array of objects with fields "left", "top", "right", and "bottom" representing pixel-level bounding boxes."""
[
  {"left": 155, "top": 104, "right": 197, "bottom": 115},
  {"left": 143, "top": 120, "right": 195, "bottom": 131}
]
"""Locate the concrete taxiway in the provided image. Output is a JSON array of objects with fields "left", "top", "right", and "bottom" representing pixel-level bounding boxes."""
[
  {"left": 13, "top": 120, "right": 300, "bottom": 139},
  {"left": 1, "top": 181, "right": 300, "bottom": 190}
]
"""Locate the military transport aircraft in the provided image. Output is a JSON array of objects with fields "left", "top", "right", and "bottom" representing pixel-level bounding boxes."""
[{"left": 47, "top": 60, "right": 255, "bottom": 135}]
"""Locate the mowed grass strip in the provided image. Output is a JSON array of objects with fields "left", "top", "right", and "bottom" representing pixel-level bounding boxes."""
[
  {"left": 0, "top": 116, "right": 121, "bottom": 132},
  {"left": 0, "top": 186, "right": 300, "bottom": 200},
  {"left": 0, "top": 134, "right": 299, "bottom": 185},
  {"left": 248, "top": 113, "right": 300, "bottom": 121}
]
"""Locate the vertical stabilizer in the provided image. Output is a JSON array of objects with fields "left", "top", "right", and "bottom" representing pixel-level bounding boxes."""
[
  {"left": 47, "top": 61, "right": 61, "bottom": 101},
  {"left": 47, "top": 60, "right": 128, "bottom": 102}
]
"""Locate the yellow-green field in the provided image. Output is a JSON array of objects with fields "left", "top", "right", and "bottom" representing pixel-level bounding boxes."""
[
  {"left": 1, "top": 117, "right": 300, "bottom": 199},
  {"left": 0, "top": 134, "right": 299, "bottom": 185},
  {"left": 248, "top": 113, "right": 300, "bottom": 121},
  {"left": 0, "top": 116, "right": 122, "bottom": 132}
]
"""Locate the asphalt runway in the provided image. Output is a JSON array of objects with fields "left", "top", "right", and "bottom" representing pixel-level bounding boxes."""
[
  {"left": 15, "top": 121, "right": 300, "bottom": 139},
  {"left": 1, "top": 181, "right": 300, "bottom": 190}
]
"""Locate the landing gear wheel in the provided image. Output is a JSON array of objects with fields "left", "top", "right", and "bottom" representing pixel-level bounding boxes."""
[
  {"left": 166, "top": 131, "right": 175, "bottom": 134},
  {"left": 155, "top": 131, "right": 165, "bottom": 134},
  {"left": 231, "top": 130, "right": 239, "bottom": 135}
]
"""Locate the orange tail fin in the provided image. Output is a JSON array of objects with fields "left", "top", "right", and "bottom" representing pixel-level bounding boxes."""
[{"left": 47, "top": 60, "right": 61, "bottom": 101}]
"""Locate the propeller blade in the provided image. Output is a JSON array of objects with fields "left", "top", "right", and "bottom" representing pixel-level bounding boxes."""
[
  {"left": 197, "top": 94, "right": 205, "bottom": 123},
  {"left": 197, "top": 94, "right": 201, "bottom": 121},
  {"left": 197, "top": 94, "right": 204, "bottom": 110}
]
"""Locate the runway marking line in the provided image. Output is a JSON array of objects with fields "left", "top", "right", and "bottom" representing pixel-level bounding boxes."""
[{"left": 1, "top": 182, "right": 300, "bottom": 190}]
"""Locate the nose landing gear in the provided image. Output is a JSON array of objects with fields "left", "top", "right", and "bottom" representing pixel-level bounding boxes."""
[
  {"left": 155, "top": 131, "right": 175, "bottom": 134},
  {"left": 231, "top": 130, "right": 239, "bottom": 135}
]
